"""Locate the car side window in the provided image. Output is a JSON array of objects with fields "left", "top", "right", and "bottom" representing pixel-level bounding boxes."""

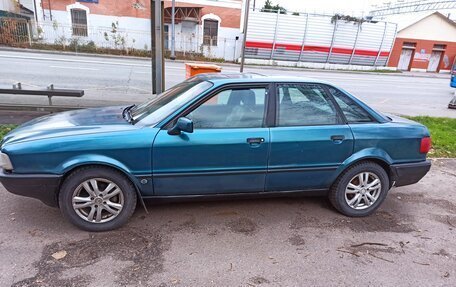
[
  {"left": 277, "top": 84, "right": 339, "bottom": 126},
  {"left": 186, "top": 87, "right": 267, "bottom": 129},
  {"left": 328, "top": 87, "right": 373, "bottom": 123}
]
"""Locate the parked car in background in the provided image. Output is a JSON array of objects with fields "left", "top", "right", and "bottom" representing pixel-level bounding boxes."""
[
  {"left": 0, "top": 73, "right": 432, "bottom": 231},
  {"left": 449, "top": 58, "right": 456, "bottom": 109},
  {"left": 451, "top": 57, "right": 456, "bottom": 88}
]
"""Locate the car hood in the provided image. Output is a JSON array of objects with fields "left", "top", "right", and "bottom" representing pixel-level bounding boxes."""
[{"left": 1, "top": 106, "right": 137, "bottom": 146}]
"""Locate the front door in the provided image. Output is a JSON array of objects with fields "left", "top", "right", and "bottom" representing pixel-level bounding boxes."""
[
  {"left": 398, "top": 48, "right": 413, "bottom": 71},
  {"left": 427, "top": 51, "right": 442, "bottom": 72},
  {"left": 152, "top": 85, "right": 270, "bottom": 195},
  {"left": 266, "top": 83, "right": 354, "bottom": 192}
]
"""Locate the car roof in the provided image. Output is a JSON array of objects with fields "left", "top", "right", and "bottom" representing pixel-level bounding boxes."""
[{"left": 192, "top": 72, "right": 330, "bottom": 85}]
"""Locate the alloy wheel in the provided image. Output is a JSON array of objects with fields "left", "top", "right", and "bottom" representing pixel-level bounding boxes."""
[
  {"left": 72, "top": 178, "right": 124, "bottom": 223},
  {"left": 344, "top": 172, "right": 382, "bottom": 210}
]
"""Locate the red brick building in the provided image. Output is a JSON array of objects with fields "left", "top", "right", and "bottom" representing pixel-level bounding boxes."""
[
  {"left": 388, "top": 12, "right": 456, "bottom": 73},
  {"left": 36, "top": 0, "right": 243, "bottom": 60},
  {"left": 40, "top": 0, "right": 242, "bottom": 29}
]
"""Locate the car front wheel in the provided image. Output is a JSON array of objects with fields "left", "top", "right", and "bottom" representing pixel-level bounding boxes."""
[
  {"left": 59, "top": 166, "right": 137, "bottom": 231},
  {"left": 329, "top": 161, "right": 389, "bottom": 217}
]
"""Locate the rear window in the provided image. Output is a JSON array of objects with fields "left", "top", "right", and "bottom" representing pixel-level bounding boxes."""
[{"left": 328, "top": 87, "right": 373, "bottom": 123}]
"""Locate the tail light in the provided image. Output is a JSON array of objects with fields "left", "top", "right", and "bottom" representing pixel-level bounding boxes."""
[{"left": 420, "top": 137, "right": 431, "bottom": 154}]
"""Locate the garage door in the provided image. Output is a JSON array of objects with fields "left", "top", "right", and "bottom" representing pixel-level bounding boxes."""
[
  {"left": 398, "top": 48, "right": 413, "bottom": 71},
  {"left": 427, "top": 51, "right": 442, "bottom": 72}
]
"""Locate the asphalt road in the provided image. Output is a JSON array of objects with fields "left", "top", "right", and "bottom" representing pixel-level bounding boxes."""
[
  {"left": 0, "top": 49, "right": 455, "bottom": 118},
  {"left": 0, "top": 159, "right": 455, "bottom": 286}
]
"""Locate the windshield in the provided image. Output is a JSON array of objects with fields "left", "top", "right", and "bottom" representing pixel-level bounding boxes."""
[{"left": 131, "top": 79, "right": 213, "bottom": 125}]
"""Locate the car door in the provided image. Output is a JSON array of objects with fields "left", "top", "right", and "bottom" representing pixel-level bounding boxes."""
[
  {"left": 152, "top": 84, "right": 271, "bottom": 196},
  {"left": 266, "top": 83, "right": 354, "bottom": 192}
]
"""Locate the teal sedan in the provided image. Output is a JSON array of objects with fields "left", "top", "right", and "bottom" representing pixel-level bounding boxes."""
[{"left": 0, "top": 74, "right": 431, "bottom": 231}]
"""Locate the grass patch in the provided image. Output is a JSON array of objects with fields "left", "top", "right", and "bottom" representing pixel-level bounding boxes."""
[
  {"left": 406, "top": 116, "right": 456, "bottom": 158},
  {"left": 0, "top": 125, "right": 17, "bottom": 140}
]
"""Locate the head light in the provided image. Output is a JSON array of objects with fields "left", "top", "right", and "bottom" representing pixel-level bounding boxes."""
[{"left": 0, "top": 153, "right": 13, "bottom": 170}]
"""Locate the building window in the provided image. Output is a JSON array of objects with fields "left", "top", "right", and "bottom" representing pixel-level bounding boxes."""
[
  {"left": 402, "top": 42, "right": 416, "bottom": 49},
  {"left": 433, "top": 44, "right": 446, "bottom": 51},
  {"left": 203, "top": 19, "right": 218, "bottom": 46},
  {"left": 71, "top": 8, "right": 88, "bottom": 36}
]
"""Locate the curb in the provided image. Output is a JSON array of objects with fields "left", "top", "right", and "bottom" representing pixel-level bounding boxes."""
[
  {"left": 0, "top": 46, "right": 450, "bottom": 79},
  {"left": 0, "top": 46, "right": 234, "bottom": 65},
  {"left": 0, "top": 46, "right": 153, "bottom": 62}
]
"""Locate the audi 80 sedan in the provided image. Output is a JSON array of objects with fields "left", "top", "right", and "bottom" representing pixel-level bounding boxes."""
[{"left": 0, "top": 73, "right": 431, "bottom": 231}]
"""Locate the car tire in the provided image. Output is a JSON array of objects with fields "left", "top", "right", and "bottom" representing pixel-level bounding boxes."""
[
  {"left": 59, "top": 166, "right": 137, "bottom": 232},
  {"left": 329, "top": 161, "right": 389, "bottom": 217}
]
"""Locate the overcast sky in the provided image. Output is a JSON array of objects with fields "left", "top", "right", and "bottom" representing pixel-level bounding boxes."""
[{"left": 252, "top": 0, "right": 385, "bottom": 16}]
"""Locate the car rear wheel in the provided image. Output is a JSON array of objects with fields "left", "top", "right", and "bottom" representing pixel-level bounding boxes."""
[
  {"left": 329, "top": 161, "right": 389, "bottom": 217},
  {"left": 59, "top": 166, "right": 137, "bottom": 231}
]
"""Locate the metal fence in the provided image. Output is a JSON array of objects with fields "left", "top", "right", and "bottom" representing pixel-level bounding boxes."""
[
  {"left": 0, "top": 17, "right": 239, "bottom": 61},
  {"left": 0, "top": 17, "right": 31, "bottom": 47},
  {"left": 246, "top": 9, "right": 398, "bottom": 66}
]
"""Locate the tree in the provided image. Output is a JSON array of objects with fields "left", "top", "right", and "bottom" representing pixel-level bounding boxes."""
[{"left": 261, "top": 0, "right": 287, "bottom": 14}]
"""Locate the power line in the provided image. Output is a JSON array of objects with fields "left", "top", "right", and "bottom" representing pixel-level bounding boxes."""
[{"left": 369, "top": 0, "right": 456, "bottom": 17}]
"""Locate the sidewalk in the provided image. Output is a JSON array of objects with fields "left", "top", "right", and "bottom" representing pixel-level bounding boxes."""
[{"left": 0, "top": 46, "right": 451, "bottom": 79}]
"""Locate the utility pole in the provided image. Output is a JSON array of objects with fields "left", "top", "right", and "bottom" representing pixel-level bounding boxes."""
[
  {"left": 170, "top": 0, "right": 176, "bottom": 60},
  {"left": 151, "top": 0, "right": 164, "bottom": 94},
  {"left": 240, "top": 0, "right": 250, "bottom": 72},
  {"left": 32, "top": 0, "right": 39, "bottom": 22}
]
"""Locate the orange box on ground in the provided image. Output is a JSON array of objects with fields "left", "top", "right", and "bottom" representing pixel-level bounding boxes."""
[{"left": 185, "top": 63, "right": 222, "bottom": 79}]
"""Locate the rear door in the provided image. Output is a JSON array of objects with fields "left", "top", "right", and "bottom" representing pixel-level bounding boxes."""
[{"left": 266, "top": 83, "right": 354, "bottom": 192}]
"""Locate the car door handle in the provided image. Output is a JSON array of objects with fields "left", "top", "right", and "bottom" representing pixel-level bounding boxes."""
[
  {"left": 247, "top": 137, "right": 265, "bottom": 145},
  {"left": 331, "top": 135, "right": 345, "bottom": 142}
]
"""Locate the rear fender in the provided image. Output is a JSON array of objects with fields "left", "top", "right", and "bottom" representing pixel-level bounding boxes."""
[{"left": 330, "top": 148, "right": 394, "bottom": 183}]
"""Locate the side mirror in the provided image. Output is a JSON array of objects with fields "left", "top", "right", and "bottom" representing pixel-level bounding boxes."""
[{"left": 168, "top": 117, "right": 194, "bottom": 135}]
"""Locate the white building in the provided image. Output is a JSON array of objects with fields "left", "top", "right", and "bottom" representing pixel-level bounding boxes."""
[{"left": 34, "top": 0, "right": 244, "bottom": 61}]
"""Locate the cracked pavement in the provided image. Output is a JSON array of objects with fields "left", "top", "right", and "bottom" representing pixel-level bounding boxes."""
[{"left": 0, "top": 159, "right": 455, "bottom": 286}]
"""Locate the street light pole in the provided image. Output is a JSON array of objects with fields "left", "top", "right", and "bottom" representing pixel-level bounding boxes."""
[
  {"left": 151, "top": 0, "right": 164, "bottom": 94},
  {"left": 170, "top": 0, "right": 176, "bottom": 60},
  {"left": 240, "top": 0, "right": 250, "bottom": 73}
]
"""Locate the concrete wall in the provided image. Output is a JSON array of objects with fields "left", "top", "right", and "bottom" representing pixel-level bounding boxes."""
[
  {"left": 0, "top": 0, "right": 17, "bottom": 12},
  {"left": 19, "top": 0, "right": 35, "bottom": 12}
]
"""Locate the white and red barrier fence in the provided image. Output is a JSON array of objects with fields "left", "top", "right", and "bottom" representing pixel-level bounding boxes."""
[{"left": 245, "top": 9, "right": 397, "bottom": 67}]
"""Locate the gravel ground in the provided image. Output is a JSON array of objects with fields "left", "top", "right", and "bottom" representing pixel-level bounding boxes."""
[{"left": 0, "top": 159, "right": 455, "bottom": 287}]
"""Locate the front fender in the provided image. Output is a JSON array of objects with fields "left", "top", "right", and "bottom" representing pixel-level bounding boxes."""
[
  {"left": 59, "top": 154, "right": 133, "bottom": 175},
  {"left": 57, "top": 154, "right": 153, "bottom": 196}
]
